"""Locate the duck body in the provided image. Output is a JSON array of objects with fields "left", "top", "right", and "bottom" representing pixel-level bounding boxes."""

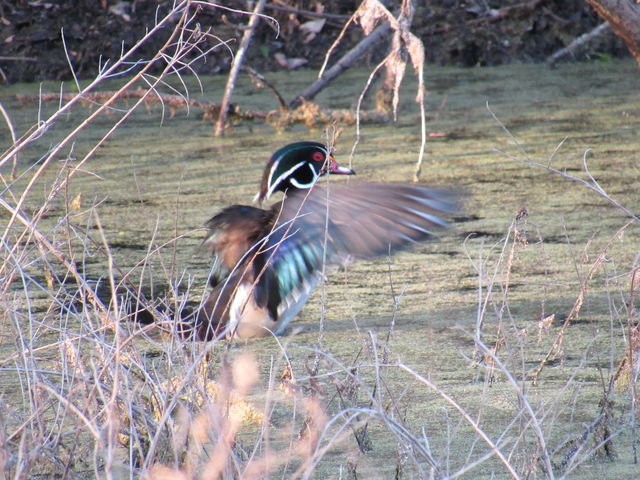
[
  {"left": 195, "top": 202, "right": 322, "bottom": 340},
  {"left": 191, "top": 142, "right": 459, "bottom": 340}
]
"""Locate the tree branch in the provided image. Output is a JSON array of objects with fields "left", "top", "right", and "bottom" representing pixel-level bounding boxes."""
[
  {"left": 215, "top": 0, "right": 267, "bottom": 136},
  {"left": 289, "top": 23, "right": 391, "bottom": 110},
  {"left": 586, "top": 0, "right": 640, "bottom": 66}
]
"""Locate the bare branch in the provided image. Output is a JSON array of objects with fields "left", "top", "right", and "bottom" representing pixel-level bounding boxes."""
[{"left": 215, "top": 0, "right": 267, "bottom": 136}]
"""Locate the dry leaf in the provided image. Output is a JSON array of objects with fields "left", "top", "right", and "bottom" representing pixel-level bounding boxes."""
[
  {"left": 108, "top": 2, "right": 131, "bottom": 22},
  {"left": 69, "top": 192, "right": 82, "bottom": 211},
  {"left": 44, "top": 266, "right": 54, "bottom": 290},
  {"left": 299, "top": 18, "right": 325, "bottom": 34},
  {"left": 274, "top": 53, "right": 308, "bottom": 70},
  {"left": 356, "top": 0, "right": 395, "bottom": 35},
  {"left": 274, "top": 53, "right": 288, "bottom": 67},
  {"left": 153, "top": 376, "right": 264, "bottom": 426},
  {"left": 300, "top": 19, "right": 325, "bottom": 42},
  {"left": 537, "top": 314, "right": 555, "bottom": 342},
  {"left": 287, "top": 58, "right": 308, "bottom": 69}
]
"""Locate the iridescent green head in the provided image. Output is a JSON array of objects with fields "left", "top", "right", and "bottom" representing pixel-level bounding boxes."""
[{"left": 256, "top": 141, "right": 354, "bottom": 204}]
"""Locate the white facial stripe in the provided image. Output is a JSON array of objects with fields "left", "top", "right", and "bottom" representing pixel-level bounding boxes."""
[
  {"left": 306, "top": 162, "right": 319, "bottom": 185},
  {"left": 267, "top": 160, "right": 307, "bottom": 198},
  {"left": 290, "top": 176, "right": 315, "bottom": 189},
  {"left": 266, "top": 160, "right": 280, "bottom": 196},
  {"left": 266, "top": 144, "right": 330, "bottom": 198}
]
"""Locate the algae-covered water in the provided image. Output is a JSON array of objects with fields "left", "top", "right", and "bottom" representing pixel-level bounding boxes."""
[{"left": 1, "top": 60, "right": 640, "bottom": 478}]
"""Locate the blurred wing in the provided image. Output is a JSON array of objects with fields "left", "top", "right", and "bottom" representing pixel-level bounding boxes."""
[
  {"left": 254, "top": 182, "right": 460, "bottom": 308},
  {"left": 197, "top": 205, "right": 272, "bottom": 287}
]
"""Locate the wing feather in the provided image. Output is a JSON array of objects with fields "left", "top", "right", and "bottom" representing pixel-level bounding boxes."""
[{"left": 255, "top": 182, "right": 460, "bottom": 309}]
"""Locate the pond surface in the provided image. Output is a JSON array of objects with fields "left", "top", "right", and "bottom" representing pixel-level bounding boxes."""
[{"left": 1, "top": 60, "right": 640, "bottom": 478}]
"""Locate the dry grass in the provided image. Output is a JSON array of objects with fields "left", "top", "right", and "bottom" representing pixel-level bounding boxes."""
[{"left": 1, "top": 2, "right": 640, "bottom": 479}]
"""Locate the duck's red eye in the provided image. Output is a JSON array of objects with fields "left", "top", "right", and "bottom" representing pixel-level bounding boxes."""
[{"left": 312, "top": 152, "right": 325, "bottom": 162}]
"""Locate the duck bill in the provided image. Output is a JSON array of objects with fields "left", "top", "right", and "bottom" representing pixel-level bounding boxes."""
[{"left": 325, "top": 156, "right": 355, "bottom": 175}]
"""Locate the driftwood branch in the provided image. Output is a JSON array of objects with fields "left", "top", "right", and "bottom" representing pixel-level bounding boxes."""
[
  {"left": 243, "top": 66, "right": 287, "bottom": 109},
  {"left": 15, "top": 89, "right": 267, "bottom": 120},
  {"left": 467, "top": 0, "right": 543, "bottom": 25},
  {"left": 289, "top": 23, "right": 391, "bottom": 110},
  {"left": 16, "top": 89, "right": 392, "bottom": 127},
  {"left": 546, "top": 22, "right": 610, "bottom": 66},
  {"left": 0, "top": 56, "right": 37, "bottom": 62},
  {"left": 264, "top": 3, "right": 349, "bottom": 23},
  {"left": 215, "top": 0, "right": 266, "bottom": 136}
]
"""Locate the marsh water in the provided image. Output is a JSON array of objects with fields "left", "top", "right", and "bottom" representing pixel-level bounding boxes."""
[{"left": 2, "top": 60, "right": 640, "bottom": 478}]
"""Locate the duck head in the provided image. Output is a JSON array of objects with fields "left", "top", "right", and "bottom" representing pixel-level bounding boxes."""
[{"left": 256, "top": 141, "right": 354, "bottom": 204}]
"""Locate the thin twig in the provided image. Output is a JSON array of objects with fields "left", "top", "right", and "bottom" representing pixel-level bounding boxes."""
[
  {"left": 290, "top": 23, "right": 391, "bottom": 109},
  {"left": 215, "top": 0, "right": 267, "bottom": 136},
  {"left": 399, "top": 363, "right": 522, "bottom": 479}
]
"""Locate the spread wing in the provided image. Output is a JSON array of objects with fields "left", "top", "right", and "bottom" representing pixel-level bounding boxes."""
[
  {"left": 252, "top": 182, "right": 460, "bottom": 315},
  {"left": 197, "top": 205, "right": 272, "bottom": 287}
]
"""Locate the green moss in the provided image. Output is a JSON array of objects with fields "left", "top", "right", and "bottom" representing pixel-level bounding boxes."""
[{"left": 2, "top": 60, "right": 640, "bottom": 478}]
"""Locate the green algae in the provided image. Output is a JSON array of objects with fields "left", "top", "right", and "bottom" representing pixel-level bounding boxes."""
[{"left": 1, "top": 59, "right": 640, "bottom": 478}]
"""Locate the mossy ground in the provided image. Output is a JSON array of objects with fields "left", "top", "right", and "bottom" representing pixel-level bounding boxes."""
[{"left": 1, "top": 59, "right": 640, "bottom": 478}]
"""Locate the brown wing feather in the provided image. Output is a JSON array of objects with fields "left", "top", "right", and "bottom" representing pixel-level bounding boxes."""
[
  {"left": 276, "top": 182, "right": 459, "bottom": 259},
  {"left": 197, "top": 205, "right": 274, "bottom": 286},
  {"left": 195, "top": 205, "right": 281, "bottom": 339}
]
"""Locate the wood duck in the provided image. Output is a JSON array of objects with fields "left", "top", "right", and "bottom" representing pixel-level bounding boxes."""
[{"left": 191, "top": 141, "right": 458, "bottom": 340}]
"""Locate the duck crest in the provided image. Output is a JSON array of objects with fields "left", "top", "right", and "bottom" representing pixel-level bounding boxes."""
[
  {"left": 191, "top": 142, "right": 460, "bottom": 340},
  {"left": 256, "top": 141, "right": 353, "bottom": 204}
]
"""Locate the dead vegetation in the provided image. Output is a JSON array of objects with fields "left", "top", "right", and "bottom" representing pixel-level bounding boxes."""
[
  {"left": 2, "top": 188, "right": 638, "bottom": 477},
  {"left": 1, "top": 1, "right": 640, "bottom": 479}
]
